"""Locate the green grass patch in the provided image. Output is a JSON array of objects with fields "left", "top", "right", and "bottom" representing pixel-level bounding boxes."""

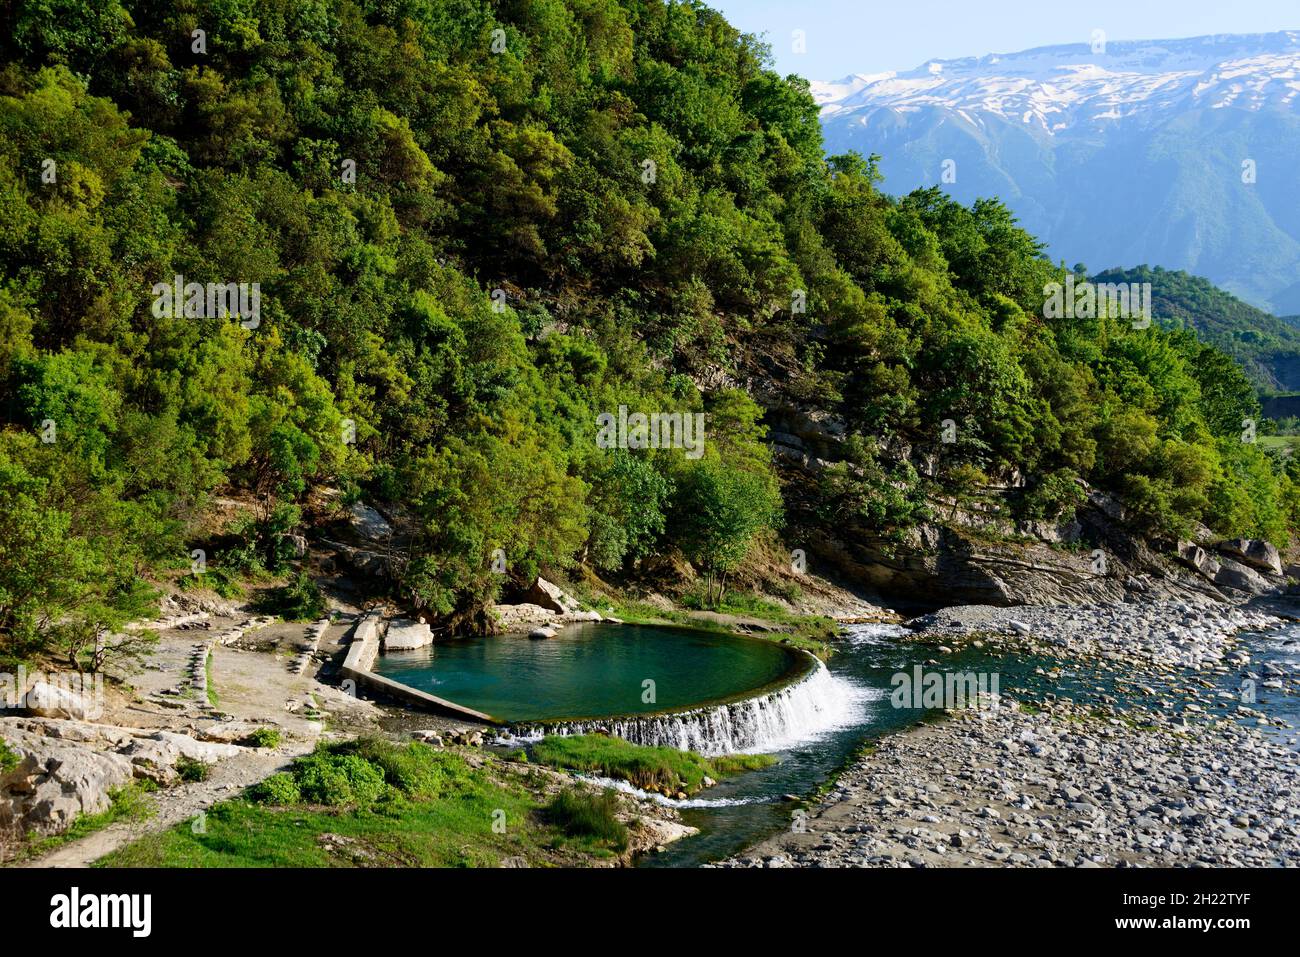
[
  {"left": 179, "top": 568, "right": 244, "bottom": 600},
  {"left": 175, "top": 756, "right": 211, "bottom": 783},
  {"left": 98, "top": 738, "right": 626, "bottom": 867},
  {"left": 683, "top": 590, "right": 839, "bottom": 654},
  {"left": 529, "top": 734, "right": 775, "bottom": 795},
  {"left": 545, "top": 788, "right": 627, "bottom": 850}
]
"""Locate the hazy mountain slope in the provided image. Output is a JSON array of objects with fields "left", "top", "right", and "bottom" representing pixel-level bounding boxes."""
[{"left": 815, "top": 32, "right": 1300, "bottom": 314}]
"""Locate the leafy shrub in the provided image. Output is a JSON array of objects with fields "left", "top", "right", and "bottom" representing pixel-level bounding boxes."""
[
  {"left": 815, "top": 447, "right": 930, "bottom": 544},
  {"left": 0, "top": 739, "right": 19, "bottom": 773},
  {"left": 1020, "top": 469, "right": 1087, "bottom": 521},
  {"left": 294, "top": 752, "right": 387, "bottom": 806},
  {"left": 248, "top": 739, "right": 474, "bottom": 809},
  {"left": 175, "top": 756, "right": 211, "bottom": 783},
  {"left": 220, "top": 516, "right": 266, "bottom": 577},
  {"left": 347, "top": 738, "right": 451, "bottom": 798},
  {"left": 261, "top": 572, "right": 326, "bottom": 622},
  {"left": 246, "top": 727, "right": 282, "bottom": 749},
  {"left": 249, "top": 772, "right": 301, "bottom": 805}
]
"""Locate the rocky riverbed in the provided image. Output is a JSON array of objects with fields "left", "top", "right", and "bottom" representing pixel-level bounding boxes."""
[{"left": 721, "top": 598, "right": 1300, "bottom": 868}]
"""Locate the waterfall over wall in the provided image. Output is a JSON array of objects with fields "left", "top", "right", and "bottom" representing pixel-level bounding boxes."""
[{"left": 507, "top": 658, "right": 870, "bottom": 756}]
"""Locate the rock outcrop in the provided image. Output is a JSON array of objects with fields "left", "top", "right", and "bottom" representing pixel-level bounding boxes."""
[
  {"left": 1, "top": 717, "right": 245, "bottom": 840},
  {"left": 785, "top": 469, "right": 1284, "bottom": 608},
  {"left": 348, "top": 502, "right": 392, "bottom": 540},
  {"left": 0, "top": 739, "right": 134, "bottom": 838},
  {"left": 490, "top": 578, "right": 601, "bottom": 633},
  {"left": 1176, "top": 541, "right": 1221, "bottom": 579}
]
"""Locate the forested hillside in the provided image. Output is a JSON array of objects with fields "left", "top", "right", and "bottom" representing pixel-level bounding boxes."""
[
  {"left": 1, "top": 0, "right": 1297, "bottom": 663},
  {"left": 1093, "top": 265, "right": 1300, "bottom": 392}
]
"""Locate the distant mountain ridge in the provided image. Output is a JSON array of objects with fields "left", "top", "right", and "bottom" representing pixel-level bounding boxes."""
[{"left": 814, "top": 31, "right": 1300, "bottom": 314}]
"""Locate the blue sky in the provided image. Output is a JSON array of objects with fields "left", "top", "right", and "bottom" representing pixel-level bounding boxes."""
[{"left": 707, "top": 0, "right": 1300, "bottom": 79}]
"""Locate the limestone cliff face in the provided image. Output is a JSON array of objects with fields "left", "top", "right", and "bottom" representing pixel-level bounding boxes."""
[
  {"left": 761, "top": 398, "right": 1285, "bottom": 609},
  {"left": 795, "top": 504, "right": 1217, "bottom": 609}
]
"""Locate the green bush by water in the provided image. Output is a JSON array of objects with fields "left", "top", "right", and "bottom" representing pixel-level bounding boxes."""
[{"left": 545, "top": 788, "right": 629, "bottom": 851}]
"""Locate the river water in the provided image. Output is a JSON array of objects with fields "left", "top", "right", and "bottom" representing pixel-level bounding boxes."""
[{"left": 641, "top": 617, "right": 1300, "bottom": 867}]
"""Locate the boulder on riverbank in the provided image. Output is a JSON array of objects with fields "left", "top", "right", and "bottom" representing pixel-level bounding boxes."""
[
  {"left": 384, "top": 618, "right": 434, "bottom": 651},
  {"left": 521, "top": 578, "right": 581, "bottom": 615},
  {"left": 1213, "top": 557, "right": 1274, "bottom": 595},
  {"left": 1216, "top": 538, "right": 1283, "bottom": 576}
]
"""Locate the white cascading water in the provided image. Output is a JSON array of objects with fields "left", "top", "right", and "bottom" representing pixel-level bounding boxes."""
[
  {"left": 505, "top": 656, "right": 873, "bottom": 756},
  {"left": 842, "top": 622, "right": 911, "bottom": 646}
]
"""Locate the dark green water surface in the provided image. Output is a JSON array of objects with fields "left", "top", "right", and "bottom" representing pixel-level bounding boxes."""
[{"left": 372, "top": 621, "right": 803, "bottom": 722}]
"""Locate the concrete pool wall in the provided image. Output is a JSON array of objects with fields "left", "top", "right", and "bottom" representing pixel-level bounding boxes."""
[{"left": 340, "top": 611, "right": 498, "bottom": 724}]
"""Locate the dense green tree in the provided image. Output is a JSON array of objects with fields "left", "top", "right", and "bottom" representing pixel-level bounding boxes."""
[{"left": 0, "top": 0, "right": 1295, "bottom": 657}]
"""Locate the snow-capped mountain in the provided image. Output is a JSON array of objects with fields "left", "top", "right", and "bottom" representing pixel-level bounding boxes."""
[{"left": 815, "top": 32, "right": 1300, "bottom": 313}]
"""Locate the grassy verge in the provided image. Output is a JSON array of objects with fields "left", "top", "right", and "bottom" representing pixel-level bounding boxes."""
[
  {"left": 528, "top": 734, "right": 775, "bottom": 796},
  {"left": 98, "top": 738, "right": 628, "bottom": 867}
]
